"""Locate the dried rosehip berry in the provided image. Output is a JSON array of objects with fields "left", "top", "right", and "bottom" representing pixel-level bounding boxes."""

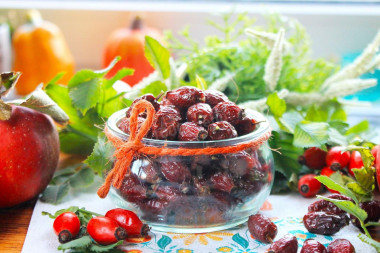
[
  {"left": 190, "top": 155, "right": 214, "bottom": 171},
  {"left": 220, "top": 151, "right": 256, "bottom": 176},
  {"left": 159, "top": 160, "right": 191, "bottom": 183},
  {"left": 350, "top": 200, "right": 380, "bottom": 228},
  {"left": 210, "top": 172, "right": 235, "bottom": 193},
  {"left": 205, "top": 90, "right": 229, "bottom": 108},
  {"left": 153, "top": 183, "right": 183, "bottom": 202},
  {"left": 131, "top": 159, "right": 160, "bottom": 184},
  {"left": 118, "top": 117, "right": 152, "bottom": 138},
  {"left": 301, "top": 239, "right": 327, "bottom": 253},
  {"left": 298, "top": 147, "right": 327, "bottom": 170},
  {"left": 348, "top": 151, "right": 364, "bottom": 177},
  {"left": 248, "top": 213, "right": 277, "bottom": 243},
  {"left": 178, "top": 122, "right": 208, "bottom": 141},
  {"left": 165, "top": 86, "right": 205, "bottom": 109},
  {"left": 152, "top": 105, "right": 182, "bottom": 140},
  {"left": 212, "top": 190, "right": 241, "bottom": 209},
  {"left": 303, "top": 211, "right": 349, "bottom": 235},
  {"left": 213, "top": 101, "right": 245, "bottom": 125},
  {"left": 235, "top": 116, "right": 257, "bottom": 136},
  {"left": 269, "top": 234, "right": 298, "bottom": 253},
  {"left": 327, "top": 239, "right": 355, "bottom": 253},
  {"left": 193, "top": 177, "right": 210, "bottom": 196},
  {"left": 308, "top": 194, "right": 352, "bottom": 215},
  {"left": 298, "top": 174, "right": 321, "bottom": 198},
  {"left": 139, "top": 199, "right": 170, "bottom": 215},
  {"left": 186, "top": 103, "right": 214, "bottom": 127},
  {"left": 232, "top": 176, "right": 263, "bottom": 199},
  {"left": 326, "top": 147, "right": 350, "bottom": 171},
  {"left": 126, "top": 93, "right": 160, "bottom": 118},
  {"left": 118, "top": 174, "right": 147, "bottom": 204},
  {"left": 208, "top": 121, "right": 237, "bottom": 140}
]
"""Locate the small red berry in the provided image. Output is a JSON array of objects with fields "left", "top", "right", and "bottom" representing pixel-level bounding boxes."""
[
  {"left": 247, "top": 213, "right": 278, "bottom": 243},
  {"left": 326, "top": 147, "right": 350, "bottom": 171},
  {"left": 213, "top": 101, "right": 245, "bottom": 125},
  {"left": 126, "top": 94, "right": 160, "bottom": 118},
  {"left": 320, "top": 167, "right": 340, "bottom": 194},
  {"left": 118, "top": 174, "right": 147, "bottom": 204},
  {"left": 159, "top": 160, "right": 191, "bottom": 183},
  {"left": 186, "top": 103, "right": 214, "bottom": 126},
  {"left": 298, "top": 147, "right": 327, "bottom": 170},
  {"left": 118, "top": 117, "right": 151, "bottom": 138},
  {"left": 53, "top": 212, "right": 81, "bottom": 244},
  {"left": 298, "top": 174, "right": 321, "bottom": 198},
  {"left": 165, "top": 86, "right": 205, "bottom": 109},
  {"left": 105, "top": 208, "right": 150, "bottom": 237},
  {"left": 371, "top": 145, "right": 380, "bottom": 165},
  {"left": 210, "top": 172, "right": 235, "bottom": 193},
  {"left": 178, "top": 122, "right": 208, "bottom": 141},
  {"left": 208, "top": 121, "right": 237, "bottom": 140},
  {"left": 152, "top": 105, "right": 182, "bottom": 140},
  {"left": 327, "top": 239, "right": 355, "bottom": 253},
  {"left": 300, "top": 239, "right": 327, "bottom": 253},
  {"left": 269, "top": 234, "right": 298, "bottom": 253},
  {"left": 205, "top": 90, "right": 229, "bottom": 108},
  {"left": 348, "top": 151, "right": 364, "bottom": 177},
  {"left": 235, "top": 116, "right": 258, "bottom": 136},
  {"left": 87, "top": 216, "right": 127, "bottom": 245}
]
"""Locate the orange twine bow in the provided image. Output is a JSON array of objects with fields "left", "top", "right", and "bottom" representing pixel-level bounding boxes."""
[{"left": 97, "top": 99, "right": 272, "bottom": 198}]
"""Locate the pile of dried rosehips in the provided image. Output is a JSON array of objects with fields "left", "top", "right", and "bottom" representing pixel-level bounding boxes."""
[
  {"left": 113, "top": 87, "right": 272, "bottom": 226},
  {"left": 248, "top": 212, "right": 356, "bottom": 253}
]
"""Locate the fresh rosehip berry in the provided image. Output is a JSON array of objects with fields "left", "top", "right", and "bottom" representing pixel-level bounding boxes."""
[
  {"left": 308, "top": 194, "right": 351, "bottom": 215},
  {"left": 348, "top": 151, "right": 364, "bottom": 177},
  {"left": 159, "top": 160, "right": 191, "bottom": 183},
  {"left": 247, "top": 213, "right": 278, "bottom": 243},
  {"left": 301, "top": 239, "right": 327, "bottom": 253},
  {"left": 126, "top": 93, "right": 161, "bottom": 118},
  {"left": 303, "top": 211, "right": 349, "bottom": 235},
  {"left": 186, "top": 103, "right": 214, "bottom": 127},
  {"left": 320, "top": 167, "right": 340, "bottom": 194},
  {"left": 269, "top": 234, "right": 298, "bottom": 253},
  {"left": 350, "top": 200, "right": 380, "bottom": 228},
  {"left": 213, "top": 101, "right": 245, "bottom": 125},
  {"left": 298, "top": 174, "right": 321, "bottom": 198},
  {"left": 153, "top": 183, "right": 183, "bottom": 202},
  {"left": 53, "top": 212, "right": 81, "bottom": 244},
  {"left": 371, "top": 145, "right": 379, "bottom": 165},
  {"left": 327, "top": 239, "right": 355, "bottom": 253},
  {"left": 178, "top": 122, "right": 208, "bottom": 141},
  {"left": 326, "top": 147, "right": 350, "bottom": 171},
  {"left": 152, "top": 105, "right": 182, "bottom": 140},
  {"left": 118, "top": 117, "right": 152, "bottom": 138},
  {"left": 220, "top": 151, "right": 256, "bottom": 176},
  {"left": 298, "top": 147, "right": 327, "bottom": 170},
  {"left": 210, "top": 172, "right": 235, "bottom": 193},
  {"left": 165, "top": 86, "right": 205, "bottom": 109},
  {"left": 87, "top": 216, "right": 127, "bottom": 245},
  {"left": 235, "top": 116, "right": 257, "bottom": 136},
  {"left": 208, "top": 121, "right": 237, "bottom": 140},
  {"left": 105, "top": 208, "right": 150, "bottom": 237},
  {"left": 118, "top": 174, "right": 147, "bottom": 204},
  {"left": 205, "top": 90, "right": 229, "bottom": 108}
]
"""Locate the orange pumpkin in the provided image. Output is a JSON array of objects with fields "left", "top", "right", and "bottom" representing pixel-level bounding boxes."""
[
  {"left": 102, "top": 17, "right": 163, "bottom": 86},
  {"left": 13, "top": 10, "right": 75, "bottom": 96}
]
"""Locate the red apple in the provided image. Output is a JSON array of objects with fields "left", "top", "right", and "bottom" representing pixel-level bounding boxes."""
[{"left": 0, "top": 105, "right": 59, "bottom": 208}]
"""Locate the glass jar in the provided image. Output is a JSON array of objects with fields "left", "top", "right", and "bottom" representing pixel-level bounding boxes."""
[{"left": 106, "top": 108, "right": 274, "bottom": 233}]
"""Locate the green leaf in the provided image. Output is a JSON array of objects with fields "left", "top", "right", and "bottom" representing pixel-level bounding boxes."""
[
  {"left": 42, "top": 206, "right": 80, "bottom": 219},
  {"left": 267, "top": 92, "right": 286, "bottom": 119},
  {"left": 85, "top": 133, "right": 115, "bottom": 175},
  {"left": 195, "top": 75, "right": 207, "bottom": 90},
  {"left": 232, "top": 233, "right": 249, "bottom": 248},
  {"left": 352, "top": 166, "right": 376, "bottom": 193},
  {"left": 293, "top": 122, "right": 329, "bottom": 148},
  {"left": 157, "top": 235, "right": 172, "bottom": 250},
  {"left": 105, "top": 68, "right": 134, "bottom": 89},
  {"left": 318, "top": 196, "right": 367, "bottom": 222},
  {"left": 58, "top": 235, "right": 92, "bottom": 251},
  {"left": 305, "top": 105, "right": 328, "bottom": 122},
  {"left": 358, "top": 233, "right": 380, "bottom": 252},
  {"left": 346, "top": 182, "right": 372, "bottom": 200},
  {"left": 330, "top": 107, "right": 347, "bottom": 121},
  {"left": 141, "top": 80, "right": 167, "bottom": 97},
  {"left": 328, "top": 120, "right": 349, "bottom": 135},
  {"left": 59, "top": 131, "right": 96, "bottom": 155},
  {"left": 47, "top": 72, "right": 66, "bottom": 86},
  {"left": 96, "top": 56, "right": 121, "bottom": 76},
  {"left": 346, "top": 146, "right": 374, "bottom": 169},
  {"left": 40, "top": 183, "right": 70, "bottom": 204},
  {"left": 278, "top": 111, "right": 303, "bottom": 133},
  {"left": 89, "top": 241, "right": 124, "bottom": 252},
  {"left": 69, "top": 77, "right": 103, "bottom": 114},
  {"left": 346, "top": 120, "right": 369, "bottom": 135},
  {"left": 327, "top": 128, "right": 348, "bottom": 146},
  {"left": 0, "top": 72, "right": 21, "bottom": 97},
  {"left": 69, "top": 167, "right": 95, "bottom": 189},
  {"left": 315, "top": 175, "right": 358, "bottom": 203},
  {"left": 145, "top": 36, "right": 171, "bottom": 80}
]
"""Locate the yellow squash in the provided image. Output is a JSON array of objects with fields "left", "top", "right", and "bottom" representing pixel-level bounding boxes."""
[{"left": 13, "top": 10, "right": 75, "bottom": 95}]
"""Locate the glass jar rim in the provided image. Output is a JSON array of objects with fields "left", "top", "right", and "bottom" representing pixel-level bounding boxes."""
[{"left": 107, "top": 108, "right": 271, "bottom": 148}]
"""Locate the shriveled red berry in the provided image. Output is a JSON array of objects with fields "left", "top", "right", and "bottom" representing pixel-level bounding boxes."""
[
  {"left": 118, "top": 117, "right": 152, "bottom": 137},
  {"left": 153, "top": 184, "right": 183, "bottom": 202},
  {"left": 139, "top": 199, "right": 169, "bottom": 215},
  {"left": 233, "top": 176, "right": 263, "bottom": 199},
  {"left": 248, "top": 213, "right": 277, "bottom": 243},
  {"left": 348, "top": 151, "right": 364, "bottom": 177},
  {"left": 326, "top": 147, "right": 350, "bottom": 171},
  {"left": 178, "top": 122, "right": 208, "bottom": 141},
  {"left": 152, "top": 105, "right": 182, "bottom": 140},
  {"left": 350, "top": 200, "right": 380, "bottom": 228},
  {"left": 327, "top": 239, "right": 355, "bottom": 253},
  {"left": 118, "top": 174, "right": 147, "bottom": 204},
  {"left": 165, "top": 86, "right": 205, "bottom": 109},
  {"left": 131, "top": 159, "right": 160, "bottom": 184},
  {"left": 235, "top": 115, "right": 257, "bottom": 136},
  {"left": 186, "top": 103, "right": 214, "bottom": 127},
  {"left": 308, "top": 194, "right": 352, "bottom": 215},
  {"left": 269, "top": 234, "right": 298, "bottom": 253},
  {"left": 298, "top": 147, "right": 327, "bottom": 170},
  {"left": 87, "top": 217, "right": 127, "bottom": 245},
  {"left": 303, "top": 211, "right": 349, "bottom": 235},
  {"left": 213, "top": 101, "right": 245, "bottom": 125},
  {"left": 105, "top": 208, "right": 150, "bottom": 237},
  {"left": 126, "top": 93, "right": 160, "bottom": 118},
  {"left": 220, "top": 151, "right": 256, "bottom": 176},
  {"left": 208, "top": 121, "right": 237, "bottom": 140},
  {"left": 159, "top": 160, "right": 191, "bottom": 183},
  {"left": 193, "top": 177, "right": 210, "bottom": 196},
  {"left": 53, "top": 212, "right": 81, "bottom": 243},
  {"left": 301, "top": 239, "right": 327, "bottom": 253},
  {"left": 210, "top": 172, "right": 235, "bottom": 193},
  {"left": 298, "top": 174, "right": 321, "bottom": 198},
  {"left": 205, "top": 90, "right": 229, "bottom": 107}
]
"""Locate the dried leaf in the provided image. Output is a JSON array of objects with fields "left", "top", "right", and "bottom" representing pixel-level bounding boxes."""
[{"left": 0, "top": 100, "right": 12, "bottom": 120}]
